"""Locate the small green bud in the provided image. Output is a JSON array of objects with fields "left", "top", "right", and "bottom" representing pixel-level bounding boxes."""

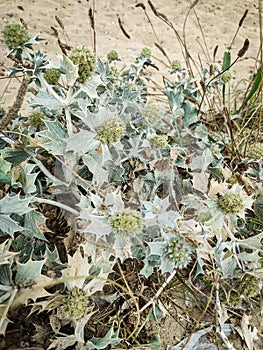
[
  {"left": 142, "top": 102, "right": 163, "bottom": 125},
  {"left": 166, "top": 238, "right": 192, "bottom": 269},
  {"left": 149, "top": 135, "right": 168, "bottom": 149},
  {"left": 171, "top": 60, "right": 183, "bottom": 71},
  {"left": 247, "top": 143, "right": 263, "bottom": 160},
  {"left": 107, "top": 50, "right": 119, "bottom": 62},
  {"left": 96, "top": 117, "right": 126, "bottom": 146},
  {"left": 140, "top": 47, "right": 151, "bottom": 58},
  {"left": 44, "top": 68, "right": 61, "bottom": 85},
  {"left": 69, "top": 47, "right": 96, "bottom": 83},
  {"left": 63, "top": 287, "right": 88, "bottom": 319},
  {"left": 2, "top": 21, "right": 29, "bottom": 49},
  {"left": 28, "top": 110, "right": 45, "bottom": 128},
  {"left": 110, "top": 211, "right": 142, "bottom": 235},
  {"left": 217, "top": 193, "right": 244, "bottom": 215},
  {"left": 221, "top": 71, "right": 232, "bottom": 83}
]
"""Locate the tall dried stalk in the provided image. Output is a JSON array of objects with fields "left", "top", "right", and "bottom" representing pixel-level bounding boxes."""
[{"left": 0, "top": 75, "right": 29, "bottom": 130}]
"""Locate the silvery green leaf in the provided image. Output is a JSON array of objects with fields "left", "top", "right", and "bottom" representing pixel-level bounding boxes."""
[
  {"left": 23, "top": 210, "right": 47, "bottom": 240},
  {"left": 0, "top": 156, "right": 12, "bottom": 184},
  {"left": 31, "top": 90, "right": 64, "bottom": 111},
  {"left": 190, "top": 148, "right": 214, "bottom": 172},
  {"left": 66, "top": 130, "right": 99, "bottom": 154},
  {"left": 238, "top": 250, "right": 261, "bottom": 262},
  {"left": 15, "top": 258, "right": 45, "bottom": 287},
  {"left": 36, "top": 120, "right": 66, "bottom": 154},
  {"left": 172, "top": 326, "right": 218, "bottom": 350},
  {"left": 237, "top": 232, "right": 263, "bottom": 251},
  {"left": 86, "top": 324, "right": 121, "bottom": 349},
  {"left": 148, "top": 241, "right": 167, "bottom": 256},
  {"left": 221, "top": 255, "right": 237, "bottom": 277},
  {"left": 0, "top": 194, "right": 32, "bottom": 215},
  {"left": 82, "top": 153, "right": 108, "bottom": 187},
  {"left": 141, "top": 254, "right": 161, "bottom": 278},
  {"left": 21, "top": 163, "right": 39, "bottom": 195},
  {"left": 80, "top": 78, "right": 100, "bottom": 99},
  {"left": 61, "top": 55, "right": 79, "bottom": 86},
  {"left": 0, "top": 214, "right": 24, "bottom": 238},
  {"left": 183, "top": 100, "right": 198, "bottom": 126}
]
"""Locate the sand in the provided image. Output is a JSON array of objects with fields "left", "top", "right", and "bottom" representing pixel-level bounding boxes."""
[{"left": 0, "top": 0, "right": 261, "bottom": 112}]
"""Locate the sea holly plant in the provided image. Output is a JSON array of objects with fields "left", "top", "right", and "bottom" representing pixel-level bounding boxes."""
[{"left": 0, "top": 20, "right": 262, "bottom": 349}]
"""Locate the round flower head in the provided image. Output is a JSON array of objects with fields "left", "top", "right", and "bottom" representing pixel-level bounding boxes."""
[
  {"left": 217, "top": 192, "right": 244, "bottom": 215},
  {"left": 142, "top": 102, "right": 163, "bottom": 125},
  {"left": 63, "top": 287, "right": 88, "bottom": 319},
  {"left": 247, "top": 142, "right": 263, "bottom": 160},
  {"left": 44, "top": 68, "right": 61, "bottom": 85},
  {"left": 149, "top": 135, "right": 168, "bottom": 149},
  {"left": 171, "top": 60, "right": 183, "bottom": 71},
  {"left": 28, "top": 110, "right": 45, "bottom": 128},
  {"left": 69, "top": 47, "right": 96, "bottom": 83},
  {"left": 140, "top": 47, "right": 151, "bottom": 59},
  {"left": 110, "top": 211, "right": 142, "bottom": 236},
  {"left": 166, "top": 238, "right": 192, "bottom": 269},
  {"left": 221, "top": 71, "right": 232, "bottom": 83},
  {"left": 2, "top": 21, "right": 29, "bottom": 49},
  {"left": 95, "top": 117, "right": 126, "bottom": 146},
  {"left": 237, "top": 274, "right": 260, "bottom": 298},
  {"left": 107, "top": 50, "right": 119, "bottom": 62}
]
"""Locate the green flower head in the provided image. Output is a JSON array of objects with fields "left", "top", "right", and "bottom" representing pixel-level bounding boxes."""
[
  {"left": 96, "top": 117, "right": 126, "bottom": 146},
  {"left": 247, "top": 142, "right": 263, "bottom": 160},
  {"left": 140, "top": 47, "right": 151, "bottom": 59},
  {"left": 28, "top": 110, "right": 45, "bottom": 128},
  {"left": 69, "top": 47, "right": 96, "bottom": 83},
  {"left": 142, "top": 102, "right": 163, "bottom": 125},
  {"left": 44, "top": 68, "right": 61, "bottom": 85},
  {"left": 110, "top": 211, "right": 142, "bottom": 236},
  {"left": 149, "top": 135, "right": 168, "bottom": 149},
  {"left": 171, "top": 60, "right": 183, "bottom": 71},
  {"left": 107, "top": 50, "right": 119, "bottom": 62},
  {"left": 0, "top": 107, "right": 6, "bottom": 118},
  {"left": 221, "top": 71, "right": 232, "bottom": 83},
  {"left": 217, "top": 193, "right": 244, "bottom": 215},
  {"left": 166, "top": 238, "right": 192, "bottom": 269},
  {"left": 2, "top": 21, "right": 29, "bottom": 49},
  {"left": 237, "top": 274, "right": 260, "bottom": 298},
  {"left": 63, "top": 287, "right": 88, "bottom": 319}
]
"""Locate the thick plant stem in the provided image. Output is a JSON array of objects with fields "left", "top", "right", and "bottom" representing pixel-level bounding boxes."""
[{"left": 0, "top": 76, "right": 29, "bottom": 130}]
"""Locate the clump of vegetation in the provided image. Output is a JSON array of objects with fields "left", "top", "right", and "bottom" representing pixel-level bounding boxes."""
[{"left": 0, "top": 3, "right": 262, "bottom": 350}]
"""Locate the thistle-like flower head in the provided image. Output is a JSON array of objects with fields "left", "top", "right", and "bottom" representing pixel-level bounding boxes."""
[
  {"left": 69, "top": 47, "right": 96, "bottom": 83},
  {"left": 2, "top": 21, "right": 29, "bottom": 49},
  {"left": 107, "top": 50, "right": 119, "bottom": 62},
  {"left": 28, "top": 110, "right": 45, "bottom": 128},
  {"left": 141, "top": 102, "right": 163, "bottom": 125},
  {"left": 110, "top": 211, "right": 142, "bottom": 236},
  {"left": 166, "top": 238, "right": 192, "bottom": 269},
  {"left": 63, "top": 287, "right": 88, "bottom": 319},
  {"left": 217, "top": 192, "right": 245, "bottom": 215},
  {"left": 96, "top": 117, "right": 126, "bottom": 146},
  {"left": 221, "top": 71, "right": 232, "bottom": 83},
  {"left": 171, "top": 60, "right": 183, "bottom": 71},
  {"left": 149, "top": 135, "right": 168, "bottom": 149},
  {"left": 44, "top": 68, "right": 61, "bottom": 85}
]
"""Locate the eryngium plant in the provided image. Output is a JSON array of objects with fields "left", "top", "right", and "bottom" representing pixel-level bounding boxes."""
[{"left": 2, "top": 21, "right": 29, "bottom": 49}]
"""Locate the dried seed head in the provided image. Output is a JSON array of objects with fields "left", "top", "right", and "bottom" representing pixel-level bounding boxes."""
[{"left": 237, "top": 38, "right": 249, "bottom": 58}]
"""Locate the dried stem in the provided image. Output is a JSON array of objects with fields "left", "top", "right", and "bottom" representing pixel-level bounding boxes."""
[{"left": 0, "top": 75, "right": 29, "bottom": 130}]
